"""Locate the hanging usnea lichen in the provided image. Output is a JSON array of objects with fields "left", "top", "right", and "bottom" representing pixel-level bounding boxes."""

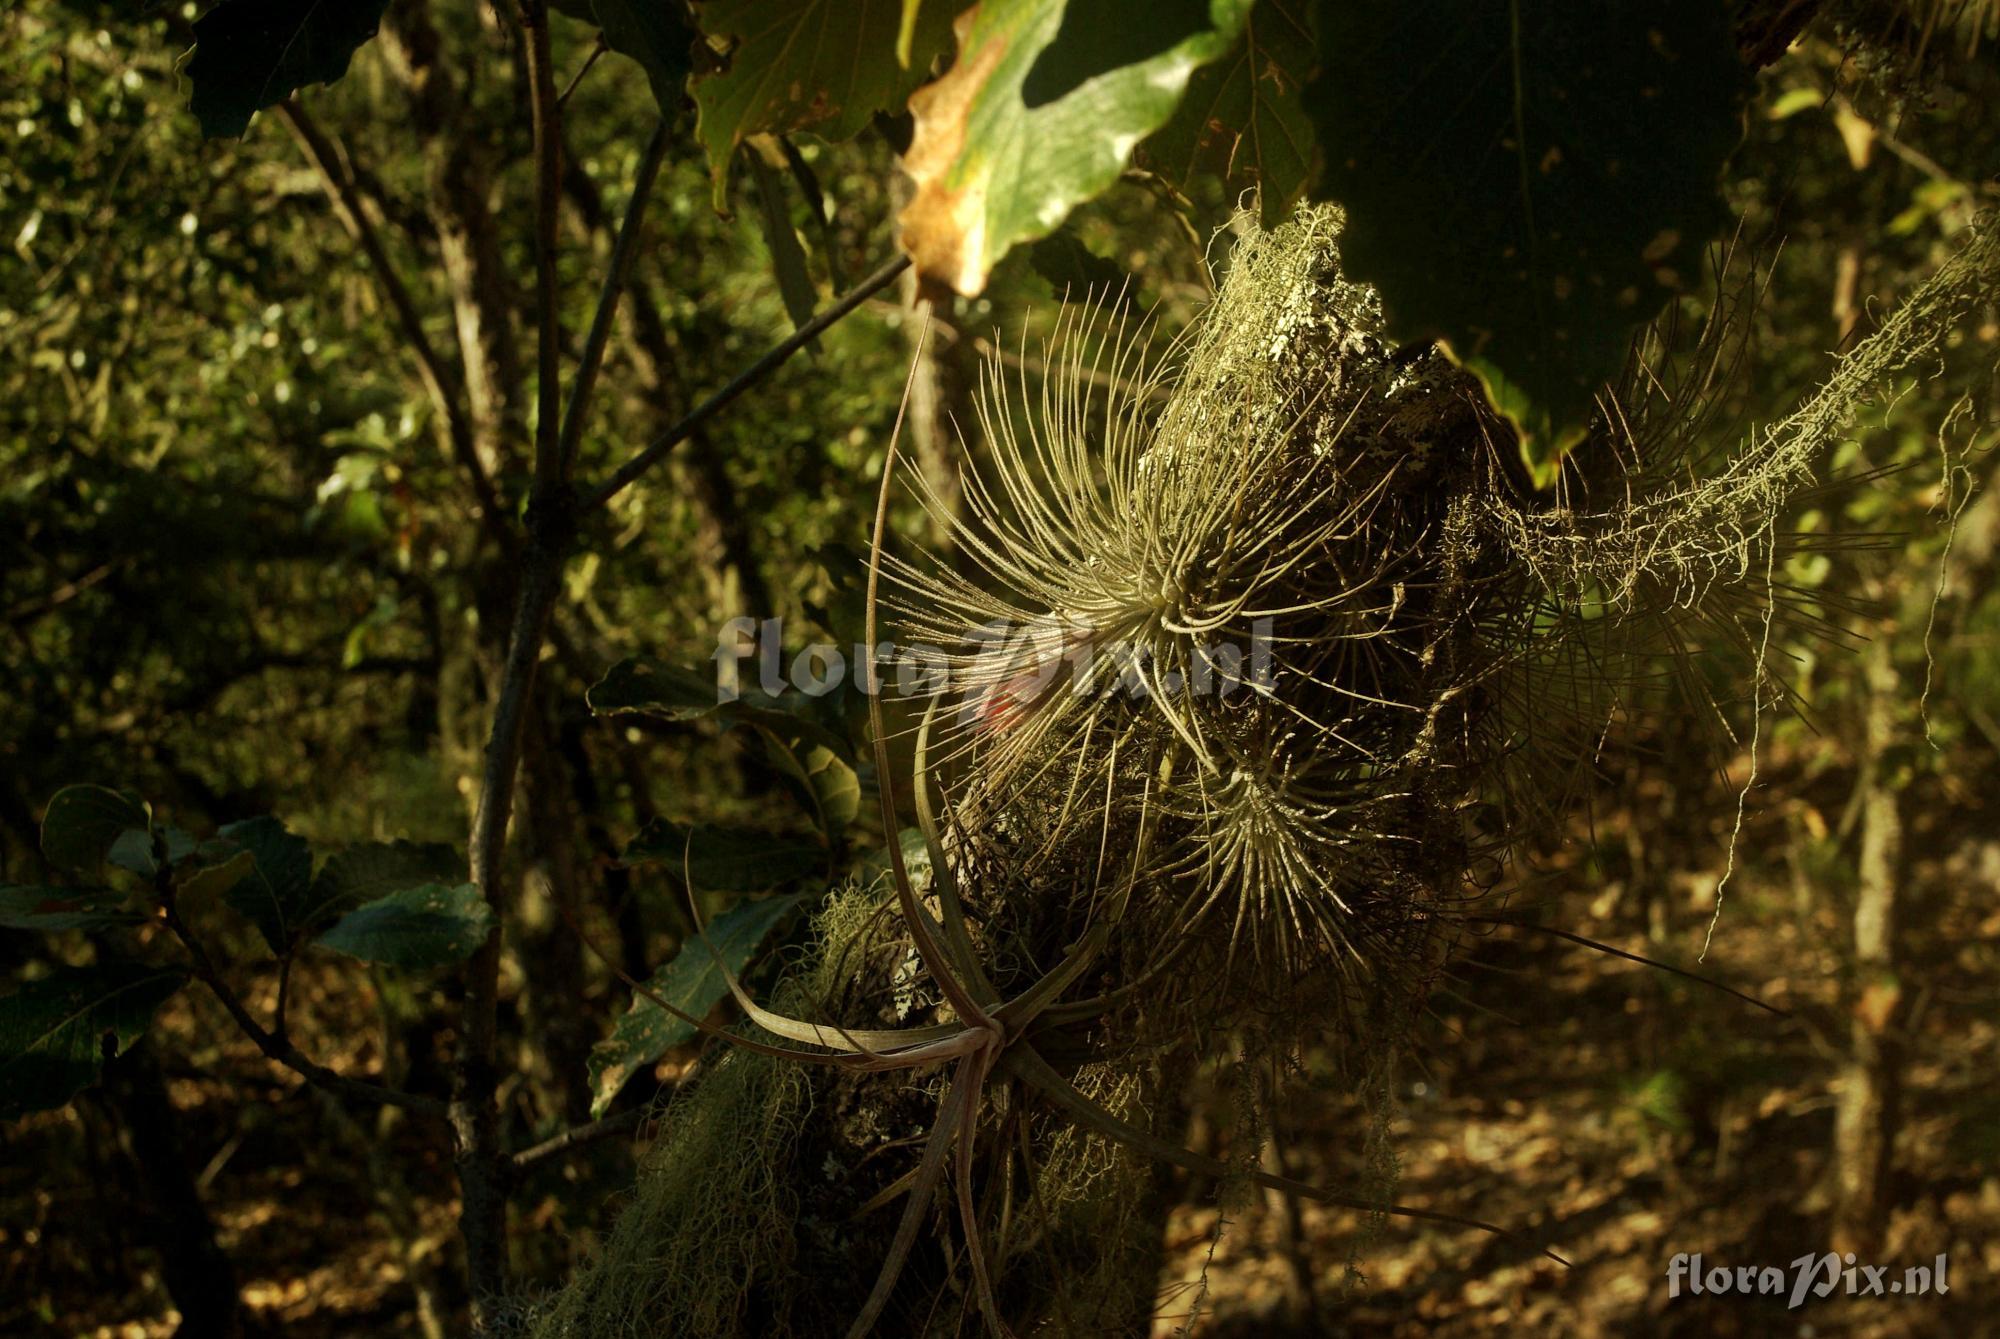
[{"left": 528, "top": 204, "right": 2000, "bottom": 1338}]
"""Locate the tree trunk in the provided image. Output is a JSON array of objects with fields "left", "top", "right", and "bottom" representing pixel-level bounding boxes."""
[
  {"left": 1831, "top": 633, "right": 1908, "bottom": 1255},
  {"left": 97, "top": 1040, "right": 248, "bottom": 1339}
]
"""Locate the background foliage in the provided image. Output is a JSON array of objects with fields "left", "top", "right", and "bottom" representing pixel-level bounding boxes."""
[{"left": 3, "top": 0, "right": 1998, "bottom": 1334}]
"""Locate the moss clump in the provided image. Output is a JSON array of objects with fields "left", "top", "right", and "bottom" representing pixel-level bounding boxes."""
[{"left": 523, "top": 890, "right": 892, "bottom": 1338}]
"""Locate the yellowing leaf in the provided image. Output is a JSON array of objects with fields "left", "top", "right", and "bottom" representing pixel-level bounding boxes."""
[
  {"left": 900, "top": 0, "right": 1248, "bottom": 296},
  {"left": 692, "top": 0, "right": 958, "bottom": 207}
]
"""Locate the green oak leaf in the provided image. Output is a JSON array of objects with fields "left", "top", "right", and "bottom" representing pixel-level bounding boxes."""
[
  {"left": 587, "top": 658, "right": 721, "bottom": 719},
  {"left": 585, "top": 893, "right": 799, "bottom": 1116},
  {"left": 587, "top": 656, "right": 853, "bottom": 760},
  {"left": 302, "top": 840, "right": 462, "bottom": 934},
  {"left": 159, "top": 827, "right": 199, "bottom": 867},
  {"left": 899, "top": 0, "right": 1248, "bottom": 295},
  {"left": 174, "top": 849, "right": 257, "bottom": 905},
  {"left": 622, "top": 820, "right": 826, "bottom": 890},
  {"left": 314, "top": 882, "right": 493, "bottom": 968},
  {"left": 1020, "top": 0, "right": 1223, "bottom": 104},
  {"left": 106, "top": 828, "right": 158, "bottom": 879},
  {"left": 0, "top": 964, "right": 186, "bottom": 1118},
  {"left": 691, "top": 0, "right": 959, "bottom": 207},
  {"left": 1302, "top": 1, "right": 1749, "bottom": 482},
  {"left": 186, "top": 0, "right": 393, "bottom": 139},
  {"left": 40, "top": 785, "right": 150, "bottom": 877},
  {"left": 1138, "top": 0, "right": 1314, "bottom": 225},
  {"left": 0, "top": 887, "right": 144, "bottom": 932},
  {"left": 589, "top": 0, "right": 697, "bottom": 114},
  {"left": 754, "top": 720, "right": 861, "bottom": 836},
  {"left": 214, "top": 816, "right": 315, "bottom": 956}
]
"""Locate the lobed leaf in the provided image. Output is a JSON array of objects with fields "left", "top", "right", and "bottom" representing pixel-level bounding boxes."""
[
  {"left": 691, "top": 0, "right": 959, "bottom": 207},
  {"left": 186, "top": 0, "right": 393, "bottom": 139}
]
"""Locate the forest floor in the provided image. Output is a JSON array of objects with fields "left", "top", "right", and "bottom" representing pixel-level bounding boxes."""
[
  {"left": 1156, "top": 754, "right": 2000, "bottom": 1339},
  {"left": 6, "top": 749, "right": 1999, "bottom": 1338}
]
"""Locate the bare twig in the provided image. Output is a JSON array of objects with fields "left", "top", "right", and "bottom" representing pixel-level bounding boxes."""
[
  {"left": 276, "top": 99, "right": 508, "bottom": 539},
  {"left": 510, "top": 1106, "right": 648, "bottom": 1172},
  {"left": 557, "top": 117, "right": 672, "bottom": 479},
  {"left": 583, "top": 253, "right": 913, "bottom": 511},
  {"left": 558, "top": 35, "right": 609, "bottom": 109},
  {"left": 6, "top": 560, "right": 116, "bottom": 627}
]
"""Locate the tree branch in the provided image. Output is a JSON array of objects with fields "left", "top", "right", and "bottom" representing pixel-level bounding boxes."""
[
  {"left": 276, "top": 99, "right": 508, "bottom": 539},
  {"left": 510, "top": 1106, "right": 647, "bottom": 1172},
  {"left": 158, "top": 878, "right": 446, "bottom": 1120},
  {"left": 378, "top": 0, "right": 530, "bottom": 491},
  {"left": 582, "top": 253, "right": 913, "bottom": 512},
  {"left": 452, "top": 0, "right": 569, "bottom": 1312},
  {"left": 525, "top": 2, "right": 565, "bottom": 499},
  {"left": 557, "top": 147, "right": 775, "bottom": 615},
  {"left": 556, "top": 117, "right": 672, "bottom": 479}
]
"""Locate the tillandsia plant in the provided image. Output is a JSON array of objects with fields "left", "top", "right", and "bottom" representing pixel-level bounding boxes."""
[{"left": 524, "top": 206, "right": 2000, "bottom": 1338}]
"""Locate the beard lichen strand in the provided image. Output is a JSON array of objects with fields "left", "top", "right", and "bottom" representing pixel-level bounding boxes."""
[
  {"left": 1490, "top": 216, "right": 2000, "bottom": 619},
  {"left": 1463, "top": 215, "right": 2000, "bottom": 838},
  {"left": 531, "top": 208, "right": 1998, "bottom": 1338}
]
